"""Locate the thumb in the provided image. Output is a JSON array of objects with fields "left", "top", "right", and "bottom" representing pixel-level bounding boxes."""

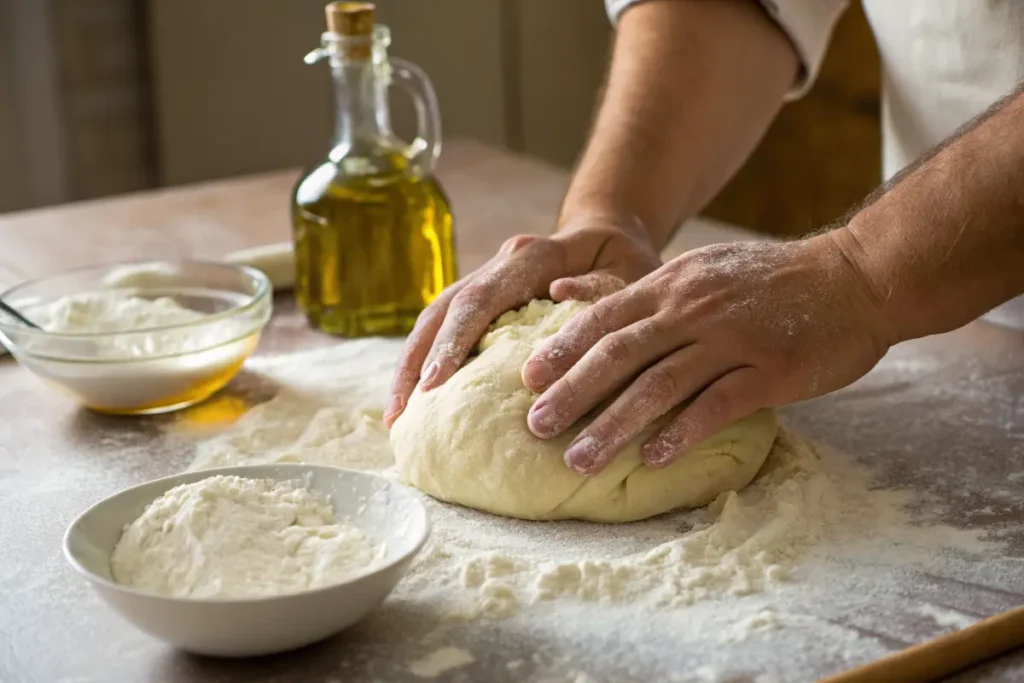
[{"left": 550, "top": 271, "right": 627, "bottom": 303}]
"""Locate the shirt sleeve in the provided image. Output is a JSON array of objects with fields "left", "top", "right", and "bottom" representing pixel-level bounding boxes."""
[{"left": 604, "top": 0, "right": 850, "bottom": 100}]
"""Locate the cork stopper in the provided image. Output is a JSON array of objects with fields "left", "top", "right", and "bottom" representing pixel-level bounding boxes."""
[
  {"left": 325, "top": 2, "right": 375, "bottom": 37},
  {"left": 325, "top": 2, "right": 374, "bottom": 59}
]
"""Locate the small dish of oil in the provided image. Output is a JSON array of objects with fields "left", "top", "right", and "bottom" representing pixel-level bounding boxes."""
[{"left": 0, "top": 261, "right": 272, "bottom": 414}]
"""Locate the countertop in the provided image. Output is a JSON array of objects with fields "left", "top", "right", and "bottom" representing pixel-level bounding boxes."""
[{"left": 0, "top": 140, "right": 1022, "bottom": 683}]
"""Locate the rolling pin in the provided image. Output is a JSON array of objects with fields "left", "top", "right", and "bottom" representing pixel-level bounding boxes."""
[
  {"left": 222, "top": 241, "right": 295, "bottom": 291},
  {"left": 821, "top": 603, "right": 1024, "bottom": 683},
  {"left": 97, "top": 242, "right": 297, "bottom": 292}
]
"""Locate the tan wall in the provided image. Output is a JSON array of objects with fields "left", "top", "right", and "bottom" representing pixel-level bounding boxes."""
[
  {"left": 0, "top": 1, "right": 29, "bottom": 213},
  {"left": 5, "top": 1, "right": 880, "bottom": 238},
  {"left": 148, "top": 1, "right": 613, "bottom": 183},
  {"left": 149, "top": 0, "right": 508, "bottom": 186},
  {"left": 1, "top": 0, "right": 154, "bottom": 210},
  {"left": 52, "top": 0, "right": 155, "bottom": 199}
]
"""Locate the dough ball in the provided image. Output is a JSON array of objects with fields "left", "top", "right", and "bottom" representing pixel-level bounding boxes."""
[{"left": 391, "top": 300, "right": 777, "bottom": 523}]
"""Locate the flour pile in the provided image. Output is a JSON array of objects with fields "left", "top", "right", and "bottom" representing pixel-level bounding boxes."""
[
  {"left": 27, "top": 292, "right": 224, "bottom": 358},
  {"left": 111, "top": 474, "right": 384, "bottom": 599},
  {"left": 33, "top": 293, "right": 205, "bottom": 334}
]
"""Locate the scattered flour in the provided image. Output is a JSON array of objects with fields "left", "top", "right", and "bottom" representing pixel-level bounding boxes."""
[
  {"left": 110, "top": 474, "right": 384, "bottom": 598},
  {"left": 180, "top": 341, "right": 1010, "bottom": 681},
  {"left": 915, "top": 603, "right": 978, "bottom": 630},
  {"left": 719, "top": 609, "right": 783, "bottom": 644},
  {"left": 406, "top": 646, "right": 476, "bottom": 678}
]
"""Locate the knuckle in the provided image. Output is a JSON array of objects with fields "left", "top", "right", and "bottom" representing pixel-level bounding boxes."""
[
  {"left": 452, "top": 282, "right": 494, "bottom": 308},
  {"left": 501, "top": 234, "right": 540, "bottom": 254},
  {"left": 642, "top": 367, "right": 680, "bottom": 404},
  {"left": 553, "top": 375, "right": 582, "bottom": 405},
  {"left": 409, "top": 306, "right": 442, "bottom": 338},
  {"left": 580, "top": 304, "right": 610, "bottom": 333},
  {"left": 594, "top": 411, "right": 634, "bottom": 445},
  {"left": 596, "top": 333, "right": 633, "bottom": 365},
  {"left": 700, "top": 389, "right": 733, "bottom": 420}
]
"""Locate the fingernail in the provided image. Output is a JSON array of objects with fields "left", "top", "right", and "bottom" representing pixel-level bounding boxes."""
[
  {"left": 420, "top": 361, "right": 441, "bottom": 389},
  {"left": 564, "top": 435, "right": 601, "bottom": 475},
  {"left": 642, "top": 441, "right": 676, "bottom": 468},
  {"left": 383, "top": 395, "right": 404, "bottom": 424},
  {"left": 524, "top": 358, "right": 554, "bottom": 389},
  {"left": 528, "top": 400, "right": 555, "bottom": 436}
]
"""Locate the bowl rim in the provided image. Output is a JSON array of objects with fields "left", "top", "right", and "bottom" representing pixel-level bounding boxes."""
[
  {"left": 62, "top": 463, "right": 432, "bottom": 605},
  {"left": 0, "top": 259, "right": 272, "bottom": 339}
]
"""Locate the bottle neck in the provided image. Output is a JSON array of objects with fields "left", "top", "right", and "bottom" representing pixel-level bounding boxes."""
[{"left": 330, "top": 59, "right": 391, "bottom": 158}]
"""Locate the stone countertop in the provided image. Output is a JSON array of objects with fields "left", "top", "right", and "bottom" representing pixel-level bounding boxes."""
[{"left": 1, "top": 140, "right": 1022, "bottom": 682}]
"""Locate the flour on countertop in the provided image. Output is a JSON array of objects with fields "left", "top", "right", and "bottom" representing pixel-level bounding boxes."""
[
  {"left": 407, "top": 646, "right": 476, "bottom": 678},
  {"left": 915, "top": 603, "right": 978, "bottom": 630},
  {"left": 110, "top": 474, "right": 384, "bottom": 599},
  {"left": 182, "top": 341, "right": 1012, "bottom": 681}
]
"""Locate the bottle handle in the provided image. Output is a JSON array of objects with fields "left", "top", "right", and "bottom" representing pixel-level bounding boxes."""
[{"left": 389, "top": 58, "right": 442, "bottom": 176}]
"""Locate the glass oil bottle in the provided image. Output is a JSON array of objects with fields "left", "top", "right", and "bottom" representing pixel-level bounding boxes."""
[{"left": 292, "top": 2, "right": 456, "bottom": 337}]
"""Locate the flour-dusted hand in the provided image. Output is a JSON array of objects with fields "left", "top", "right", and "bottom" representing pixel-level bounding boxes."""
[
  {"left": 383, "top": 213, "right": 660, "bottom": 427},
  {"left": 523, "top": 233, "right": 897, "bottom": 475}
]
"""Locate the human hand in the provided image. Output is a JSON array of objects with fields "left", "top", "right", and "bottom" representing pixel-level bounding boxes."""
[
  {"left": 521, "top": 232, "right": 897, "bottom": 475},
  {"left": 383, "top": 213, "right": 661, "bottom": 427}
]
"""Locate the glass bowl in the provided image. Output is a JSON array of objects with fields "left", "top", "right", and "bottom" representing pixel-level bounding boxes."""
[{"left": 0, "top": 260, "right": 272, "bottom": 415}]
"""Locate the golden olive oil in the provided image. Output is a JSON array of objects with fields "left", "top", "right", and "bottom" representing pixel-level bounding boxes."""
[{"left": 293, "top": 151, "right": 455, "bottom": 337}]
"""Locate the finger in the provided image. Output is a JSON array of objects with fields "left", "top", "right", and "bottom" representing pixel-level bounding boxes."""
[
  {"left": 550, "top": 271, "right": 627, "bottom": 303},
  {"left": 418, "top": 261, "right": 554, "bottom": 392},
  {"left": 642, "top": 367, "right": 764, "bottom": 468},
  {"left": 561, "top": 345, "right": 726, "bottom": 475},
  {"left": 384, "top": 283, "right": 466, "bottom": 426},
  {"left": 521, "top": 289, "right": 654, "bottom": 393},
  {"left": 527, "top": 316, "right": 680, "bottom": 439}
]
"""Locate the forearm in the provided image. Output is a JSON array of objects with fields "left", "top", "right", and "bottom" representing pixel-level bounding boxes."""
[
  {"left": 831, "top": 86, "right": 1024, "bottom": 343},
  {"left": 558, "top": 0, "right": 798, "bottom": 248}
]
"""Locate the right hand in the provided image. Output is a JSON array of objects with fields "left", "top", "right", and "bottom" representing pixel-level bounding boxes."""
[{"left": 383, "top": 213, "right": 661, "bottom": 427}]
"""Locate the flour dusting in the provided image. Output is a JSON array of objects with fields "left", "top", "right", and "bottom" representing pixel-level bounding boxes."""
[
  {"left": 182, "top": 341, "right": 1011, "bottom": 681},
  {"left": 406, "top": 646, "right": 475, "bottom": 678}
]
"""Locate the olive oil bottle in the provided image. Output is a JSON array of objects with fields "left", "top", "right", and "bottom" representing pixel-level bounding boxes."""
[{"left": 292, "top": 2, "right": 456, "bottom": 337}]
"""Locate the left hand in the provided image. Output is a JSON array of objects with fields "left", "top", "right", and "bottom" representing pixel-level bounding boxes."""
[
  {"left": 383, "top": 213, "right": 660, "bottom": 427},
  {"left": 521, "top": 232, "right": 897, "bottom": 475}
]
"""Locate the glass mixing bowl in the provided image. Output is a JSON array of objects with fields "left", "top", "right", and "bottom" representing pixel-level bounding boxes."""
[{"left": 0, "top": 260, "right": 272, "bottom": 415}]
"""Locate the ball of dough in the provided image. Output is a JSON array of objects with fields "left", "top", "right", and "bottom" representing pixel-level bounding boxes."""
[{"left": 391, "top": 300, "right": 777, "bottom": 523}]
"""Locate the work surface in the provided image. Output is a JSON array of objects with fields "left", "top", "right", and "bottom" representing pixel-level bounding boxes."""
[{"left": 1, "top": 140, "right": 1022, "bottom": 683}]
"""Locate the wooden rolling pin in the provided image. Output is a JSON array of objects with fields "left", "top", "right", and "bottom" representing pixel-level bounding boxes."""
[
  {"left": 223, "top": 242, "right": 295, "bottom": 290},
  {"left": 97, "top": 243, "right": 297, "bottom": 293},
  {"left": 821, "top": 603, "right": 1024, "bottom": 683}
]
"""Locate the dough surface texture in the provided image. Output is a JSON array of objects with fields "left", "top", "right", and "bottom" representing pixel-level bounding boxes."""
[{"left": 391, "top": 300, "right": 777, "bottom": 523}]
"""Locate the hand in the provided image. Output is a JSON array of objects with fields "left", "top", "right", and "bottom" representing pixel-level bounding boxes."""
[
  {"left": 383, "top": 213, "right": 661, "bottom": 427},
  {"left": 521, "top": 232, "right": 897, "bottom": 475}
]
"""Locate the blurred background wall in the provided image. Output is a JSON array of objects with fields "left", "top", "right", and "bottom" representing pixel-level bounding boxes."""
[{"left": 0, "top": 0, "right": 880, "bottom": 237}]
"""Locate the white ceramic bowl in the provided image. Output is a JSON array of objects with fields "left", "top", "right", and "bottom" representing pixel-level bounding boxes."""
[
  {"left": 63, "top": 464, "right": 431, "bottom": 657},
  {"left": 0, "top": 260, "right": 272, "bottom": 414}
]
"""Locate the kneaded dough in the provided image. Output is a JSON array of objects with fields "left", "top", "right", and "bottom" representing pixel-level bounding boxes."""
[{"left": 391, "top": 299, "right": 777, "bottom": 523}]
